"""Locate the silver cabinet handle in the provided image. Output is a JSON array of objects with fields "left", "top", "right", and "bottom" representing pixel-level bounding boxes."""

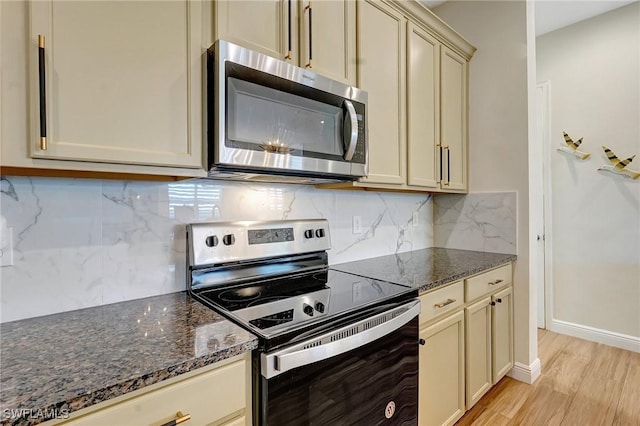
[
  {"left": 261, "top": 300, "right": 420, "bottom": 379},
  {"left": 489, "top": 279, "right": 504, "bottom": 286},
  {"left": 342, "top": 99, "right": 358, "bottom": 161},
  {"left": 434, "top": 298, "right": 456, "bottom": 308}
]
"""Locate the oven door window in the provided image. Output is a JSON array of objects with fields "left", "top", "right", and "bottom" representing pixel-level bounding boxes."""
[{"left": 257, "top": 317, "right": 418, "bottom": 426}]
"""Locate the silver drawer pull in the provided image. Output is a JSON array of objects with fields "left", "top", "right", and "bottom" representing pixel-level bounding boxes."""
[
  {"left": 489, "top": 279, "right": 504, "bottom": 286},
  {"left": 434, "top": 298, "right": 456, "bottom": 308}
]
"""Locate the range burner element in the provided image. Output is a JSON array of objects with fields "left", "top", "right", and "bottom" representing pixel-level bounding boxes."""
[{"left": 219, "top": 287, "right": 262, "bottom": 303}]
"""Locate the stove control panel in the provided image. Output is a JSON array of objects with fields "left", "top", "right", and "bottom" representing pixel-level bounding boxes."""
[
  {"left": 188, "top": 219, "right": 331, "bottom": 267},
  {"left": 302, "top": 303, "right": 314, "bottom": 316},
  {"left": 303, "top": 227, "right": 327, "bottom": 239},
  {"left": 205, "top": 235, "right": 218, "bottom": 247},
  {"left": 233, "top": 288, "right": 332, "bottom": 332}
]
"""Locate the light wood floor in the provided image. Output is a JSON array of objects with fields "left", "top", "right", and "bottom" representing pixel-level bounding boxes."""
[{"left": 455, "top": 329, "right": 640, "bottom": 426}]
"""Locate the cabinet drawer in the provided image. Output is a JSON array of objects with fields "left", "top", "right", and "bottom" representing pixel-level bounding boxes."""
[
  {"left": 419, "top": 281, "right": 464, "bottom": 325},
  {"left": 62, "top": 358, "right": 246, "bottom": 426},
  {"left": 465, "top": 264, "right": 512, "bottom": 302}
]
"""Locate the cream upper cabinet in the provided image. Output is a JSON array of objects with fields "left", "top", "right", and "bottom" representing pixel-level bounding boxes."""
[
  {"left": 299, "top": 0, "right": 356, "bottom": 84},
  {"left": 322, "top": 1, "right": 474, "bottom": 193},
  {"left": 357, "top": 0, "right": 406, "bottom": 185},
  {"left": 419, "top": 310, "right": 466, "bottom": 426},
  {"left": 27, "top": 0, "right": 203, "bottom": 169},
  {"left": 214, "top": 0, "right": 295, "bottom": 63},
  {"left": 214, "top": 0, "right": 356, "bottom": 85},
  {"left": 440, "top": 46, "right": 468, "bottom": 191},
  {"left": 407, "top": 22, "right": 439, "bottom": 189}
]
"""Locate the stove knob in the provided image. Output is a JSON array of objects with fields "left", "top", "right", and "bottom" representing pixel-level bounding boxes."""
[
  {"left": 304, "top": 229, "right": 314, "bottom": 239},
  {"left": 315, "top": 228, "right": 325, "bottom": 238},
  {"left": 222, "top": 234, "right": 235, "bottom": 246},
  {"left": 205, "top": 235, "right": 218, "bottom": 247},
  {"left": 303, "top": 304, "right": 314, "bottom": 316},
  {"left": 315, "top": 302, "right": 325, "bottom": 313}
]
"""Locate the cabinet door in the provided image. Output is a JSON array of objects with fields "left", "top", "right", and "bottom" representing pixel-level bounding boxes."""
[
  {"left": 407, "top": 23, "right": 439, "bottom": 189},
  {"left": 62, "top": 358, "right": 246, "bottom": 425},
  {"left": 419, "top": 311, "right": 465, "bottom": 426},
  {"left": 357, "top": 0, "right": 406, "bottom": 185},
  {"left": 465, "top": 296, "right": 492, "bottom": 409},
  {"left": 29, "top": 1, "right": 202, "bottom": 168},
  {"left": 492, "top": 286, "right": 514, "bottom": 384},
  {"left": 299, "top": 0, "right": 356, "bottom": 85},
  {"left": 440, "top": 46, "right": 467, "bottom": 191},
  {"left": 214, "top": 0, "right": 296, "bottom": 64}
]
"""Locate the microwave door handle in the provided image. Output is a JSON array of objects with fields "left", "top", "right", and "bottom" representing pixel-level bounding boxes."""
[
  {"left": 343, "top": 100, "right": 358, "bottom": 161},
  {"left": 262, "top": 300, "right": 420, "bottom": 379}
]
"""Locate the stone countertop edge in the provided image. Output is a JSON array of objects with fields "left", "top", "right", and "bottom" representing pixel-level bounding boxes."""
[
  {"left": 0, "top": 293, "right": 258, "bottom": 426},
  {"left": 330, "top": 248, "right": 517, "bottom": 295},
  {"left": 414, "top": 254, "right": 517, "bottom": 293}
]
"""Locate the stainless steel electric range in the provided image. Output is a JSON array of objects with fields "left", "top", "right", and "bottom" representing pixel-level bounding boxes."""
[{"left": 187, "top": 219, "right": 420, "bottom": 426}]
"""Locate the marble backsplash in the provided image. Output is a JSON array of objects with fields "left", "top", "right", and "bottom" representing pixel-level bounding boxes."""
[
  {"left": 0, "top": 176, "right": 433, "bottom": 322},
  {"left": 433, "top": 192, "right": 517, "bottom": 255}
]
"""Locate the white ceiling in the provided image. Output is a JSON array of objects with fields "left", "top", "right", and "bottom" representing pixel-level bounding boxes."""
[{"left": 419, "top": 0, "right": 638, "bottom": 36}]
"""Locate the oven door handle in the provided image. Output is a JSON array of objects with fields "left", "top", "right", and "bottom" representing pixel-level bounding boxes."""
[{"left": 261, "top": 299, "right": 420, "bottom": 379}]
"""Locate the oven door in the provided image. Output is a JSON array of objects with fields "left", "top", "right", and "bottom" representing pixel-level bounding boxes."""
[{"left": 255, "top": 300, "right": 420, "bottom": 426}]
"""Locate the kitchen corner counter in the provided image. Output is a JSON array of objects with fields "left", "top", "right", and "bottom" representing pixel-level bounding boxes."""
[
  {"left": 331, "top": 248, "right": 517, "bottom": 294},
  {"left": 0, "top": 292, "right": 257, "bottom": 426}
]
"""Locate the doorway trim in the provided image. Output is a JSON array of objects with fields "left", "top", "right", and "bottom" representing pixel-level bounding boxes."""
[{"left": 535, "top": 80, "right": 552, "bottom": 330}]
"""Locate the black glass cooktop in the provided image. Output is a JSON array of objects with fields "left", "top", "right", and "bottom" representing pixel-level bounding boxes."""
[{"left": 193, "top": 268, "right": 416, "bottom": 344}]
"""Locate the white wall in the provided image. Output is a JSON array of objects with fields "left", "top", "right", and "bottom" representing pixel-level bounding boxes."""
[
  {"left": 537, "top": 3, "right": 640, "bottom": 343},
  {"left": 433, "top": 1, "right": 535, "bottom": 374}
]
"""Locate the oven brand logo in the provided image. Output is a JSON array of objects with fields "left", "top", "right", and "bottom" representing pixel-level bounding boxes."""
[{"left": 385, "top": 401, "right": 396, "bottom": 419}]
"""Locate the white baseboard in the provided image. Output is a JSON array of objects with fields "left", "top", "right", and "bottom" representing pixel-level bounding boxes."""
[
  {"left": 508, "top": 359, "right": 541, "bottom": 384},
  {"left": 549, "top": 319, "right": 640, "bottom": 353}
]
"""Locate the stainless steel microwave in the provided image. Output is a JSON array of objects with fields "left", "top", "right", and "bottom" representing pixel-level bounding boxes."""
[{"left": 206, "top": 40, "right": 368, "bottom": 184}]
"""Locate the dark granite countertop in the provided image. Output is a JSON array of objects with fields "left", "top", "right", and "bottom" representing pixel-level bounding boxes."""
[
  {"left": 0, "top": 292, "right": 257, "bottom": 426},
  {"left": 331, "top": 248, "right": 516, "bottom": 293}
]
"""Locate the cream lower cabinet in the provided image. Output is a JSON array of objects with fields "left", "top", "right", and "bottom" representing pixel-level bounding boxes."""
[
  {"left": 464, "top": 296, "right": 493, "bottom": 409},
  {"left": 214, "top": 0, "right": 356, "bottom": 85},
  {"left": 491, "top": 286, "right": 514, "bottom": 384},
  {"left": 49, "top": 355, "right": 250, "bottom": 426},
  {"left": 464, "top": 264, "right": 514, "bottom": 409},
  {"left": 419, "top": 310, "right": 465, "bottom": 426},
  {"left": 418, "top": 263, "right": 514, "bottom": 425}
]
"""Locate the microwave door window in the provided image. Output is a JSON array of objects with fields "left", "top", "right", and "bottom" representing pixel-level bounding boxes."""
[{"left": 227, "top": 78, "right": 344, "bottom": 160}]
